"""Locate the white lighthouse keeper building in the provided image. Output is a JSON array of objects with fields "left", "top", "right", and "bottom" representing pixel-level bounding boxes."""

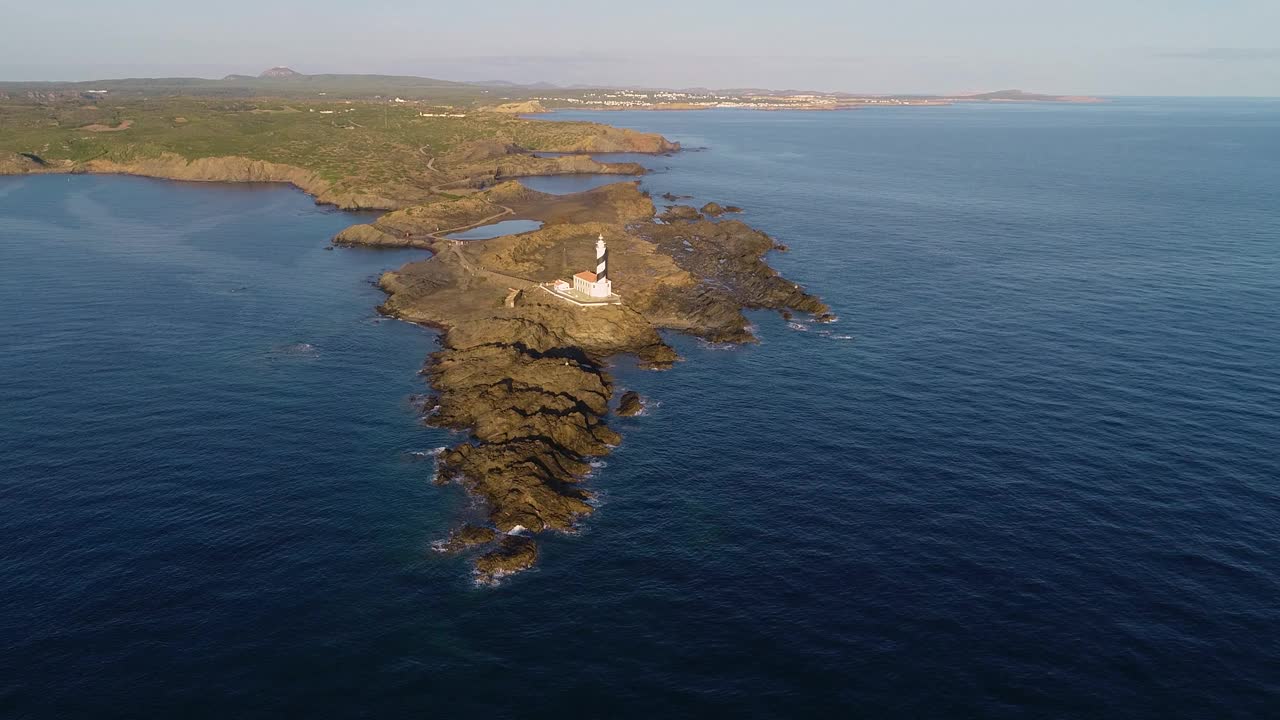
[{"left": 572, "top": 234, "right": 613, "bottom": 298}]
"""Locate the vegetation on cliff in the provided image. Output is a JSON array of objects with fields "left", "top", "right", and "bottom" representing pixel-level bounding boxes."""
[{"left": 0, "top": 96, "right": 675, "bottom": 208}]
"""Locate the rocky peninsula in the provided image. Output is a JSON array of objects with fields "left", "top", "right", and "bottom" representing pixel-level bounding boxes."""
[
  {"left": 1, "top": 94, "right": 829, "bottom": 583},
  {"left": 340, "top": 163, "right": 829, "bottom": 582}
]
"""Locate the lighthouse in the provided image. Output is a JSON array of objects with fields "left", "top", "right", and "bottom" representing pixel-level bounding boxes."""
[
  {"left": 550, "top": 233, "right": 621, "bottom": 305},
  {"left": 595, "top": 233, "right": 608, "bottom": 282},
  {"left": 572, "top": 233, "right": 613, "bottom": 299}
]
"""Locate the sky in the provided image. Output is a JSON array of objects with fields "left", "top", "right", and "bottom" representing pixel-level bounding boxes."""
[{"left": 3, "top": 0, "right": 1278, "bottom": 95}]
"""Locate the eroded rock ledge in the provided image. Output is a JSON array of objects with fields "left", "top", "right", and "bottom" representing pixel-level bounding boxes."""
[{"left": 362, "top": 180, "right": 829, "bottom": 583}]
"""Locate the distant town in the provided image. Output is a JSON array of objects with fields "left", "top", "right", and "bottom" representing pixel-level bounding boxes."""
[{"left": 528, "top": 89, "right": 946, "bottom": 110}]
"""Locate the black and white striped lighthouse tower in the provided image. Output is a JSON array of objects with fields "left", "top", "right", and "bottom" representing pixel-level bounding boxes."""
[{"left": 595, "top": 233, "right": 608, "bottom": 281}]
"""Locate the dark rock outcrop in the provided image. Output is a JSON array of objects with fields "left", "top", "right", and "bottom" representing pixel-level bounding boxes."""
[
  {"left": 616, "top": 390, "right": 644, "bottom": 416},
  {"left": 700, "top": 202, "right": 743, "bottom": 216},
  {"left": 660, "top": 205, "right": 703, "bottom": 222},
  {"left": 439, "top": 524, "right": 498, "bottom": 552},
  {"left": 475, "top": 535, "right": 538, "bottom": 583}
]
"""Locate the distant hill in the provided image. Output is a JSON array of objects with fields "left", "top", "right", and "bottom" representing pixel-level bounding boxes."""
[
  {"left": 259, "top": 67, "right": 302, "bottom": 78},
  {"left": 474, "top": 80, "right": 562, "bottom": 90},
  {"left": 954, "top": 89, "right": 1102, "bottom": 103},
  {"left": 0, "top": 71, "right": 484, "bottom": 102}
]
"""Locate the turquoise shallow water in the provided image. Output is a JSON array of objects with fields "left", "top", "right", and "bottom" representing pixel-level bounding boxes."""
[{"left": 2, "top": 99, "right": 1279, "bottom": 718}]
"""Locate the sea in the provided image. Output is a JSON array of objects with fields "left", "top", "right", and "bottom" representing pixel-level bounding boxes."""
[{"left": 2, "top": 99, "right": 1278, "bottom": 718}]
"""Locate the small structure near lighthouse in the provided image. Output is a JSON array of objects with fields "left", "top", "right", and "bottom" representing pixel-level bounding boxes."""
[{"left": 546, "top": 234, "right": 622, "bottom": 306}]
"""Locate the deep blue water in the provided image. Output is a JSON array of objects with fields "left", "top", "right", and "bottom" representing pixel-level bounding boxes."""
[{"left": 3, "top": 99, "right": 1279, "bottom": 718}]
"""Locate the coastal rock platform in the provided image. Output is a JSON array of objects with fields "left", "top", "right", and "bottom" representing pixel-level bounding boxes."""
[{"left": 351, "top": 178, "right": 829, "bottom": 582}]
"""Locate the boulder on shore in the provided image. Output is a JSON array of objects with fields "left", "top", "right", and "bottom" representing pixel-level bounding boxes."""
[
  {"left": 700, "top": 202, "right": 742, "bottom": 217},
  {"left": 660, "top": 205, "right": 703, "bottom": 222}
]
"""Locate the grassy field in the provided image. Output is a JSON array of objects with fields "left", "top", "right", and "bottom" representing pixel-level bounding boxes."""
[{"left": 0, "top": 95, "right": 647, "bottom": 194}]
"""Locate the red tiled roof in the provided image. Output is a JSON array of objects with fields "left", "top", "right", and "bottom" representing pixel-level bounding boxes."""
[{"left": 574, "top": 271, "right": 598, "bottom": 282}]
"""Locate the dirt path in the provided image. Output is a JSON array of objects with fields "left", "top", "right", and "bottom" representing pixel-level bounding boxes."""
[
  {"left": 417, "top": 146, "right": 439, "bottom": 173},
  {"left": 447, "top": 241, "right": 535, "bottom": 289},
  {"left": 430, "top": 204, "right": 535, "bottom": 288}
]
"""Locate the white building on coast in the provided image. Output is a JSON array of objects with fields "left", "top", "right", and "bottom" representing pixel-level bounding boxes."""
[{"left": 546, "top": 234, "right": 621, "bottom": 306}]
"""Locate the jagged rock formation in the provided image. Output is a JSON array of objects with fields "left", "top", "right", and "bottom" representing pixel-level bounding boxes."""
[
  {"left": 616, "top": 391, "right": 644, "bottom": 416},
  {"left": 438, "top": 524, "right": 498, "bottom": 552},
  {"left": 474, "top": 536, "right": 538, "bottom": 580},
  {"left": 363, "top": 180, "right": 829, "bottom": 582}
]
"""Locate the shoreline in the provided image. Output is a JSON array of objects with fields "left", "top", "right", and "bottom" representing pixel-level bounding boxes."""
[{"left": 0, "top": 151, "right": 663, "bottom": 212}]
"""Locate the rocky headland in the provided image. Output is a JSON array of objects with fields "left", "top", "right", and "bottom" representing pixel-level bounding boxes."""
[
  {"left": 349, "top": 177, "right": 829, "bottom": 583},
  {"left": 0, "top": 100, "right": 827, "bottom": 584}
]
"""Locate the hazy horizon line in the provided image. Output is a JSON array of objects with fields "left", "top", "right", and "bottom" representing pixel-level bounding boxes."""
[{"left": 3, "top": 67, "right": 1278, "bottom": 100}]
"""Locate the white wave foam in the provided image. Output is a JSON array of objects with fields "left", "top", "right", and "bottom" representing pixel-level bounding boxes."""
[
  {"left": 406, "top": 446, "right": 446, "bottom": 459},
  {"left": 787, "top": 322, "right": 809, "bottom": 332},
  {"left": 628, "top": 400, "right": 660, "bottom": 417},
  {"left": 697, "top": 339, "right": 739, "bottom": 351},
  {"left": 273, "top": 342, "right": 319, "bottom": 355}
]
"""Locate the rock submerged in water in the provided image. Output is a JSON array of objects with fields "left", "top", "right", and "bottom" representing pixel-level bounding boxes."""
[
  {"left": 439, "top": 524, "right": 497, "bottom": 552},
  {"left": 616, "top": 390, "right": 644, "bottom": 416},
  {"left": 699, "top": 202, "right": 743, "bottom": 217},
  {"left": 475, "top": 535, "right": 538, "bottom": 583}
]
